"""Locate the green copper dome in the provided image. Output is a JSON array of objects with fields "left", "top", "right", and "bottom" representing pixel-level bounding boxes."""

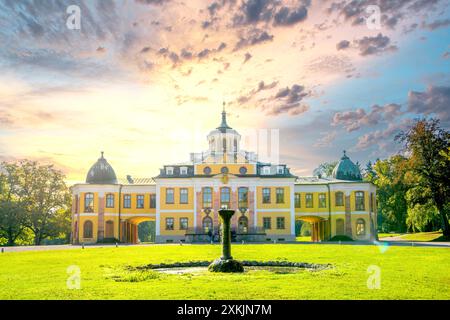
[
  {"left": 332, "top": 151, "right": 362, "bottom": 181},
  {"left": 86, "top": 152, "right": 118, "bottom": 184}
]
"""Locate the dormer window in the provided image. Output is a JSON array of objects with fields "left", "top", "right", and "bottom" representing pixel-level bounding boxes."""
[
  {"left": 277, "top": 166, "right": 284, "bottom": 174},
  {"left": 166, "top": 167, "right": 174, "bottom": 175},
  {"left": 180, "top": 167, "right": 188, "bottom": 175},
  {"left": 262, "top": 166, "right": 271, "bottom": 175}
]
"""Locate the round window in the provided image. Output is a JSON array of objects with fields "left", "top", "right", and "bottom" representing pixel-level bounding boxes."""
[
  {"left": 221, "top": 166, "right": 229, "bottom": 174},
  {"left": 239, "top": 166, "right": 247, "bottom": 174},
  {"left": 203, "top": 166, "right": 212, "bottom": 175}
]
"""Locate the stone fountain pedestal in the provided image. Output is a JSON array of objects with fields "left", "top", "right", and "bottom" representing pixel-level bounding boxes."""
[{"left": 208, "top": 209, "right": 244, "bottom": 273}]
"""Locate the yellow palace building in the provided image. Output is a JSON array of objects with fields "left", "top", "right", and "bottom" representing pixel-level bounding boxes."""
[{"left": 71, "top": 109, "right": 377, "bottom": 244}]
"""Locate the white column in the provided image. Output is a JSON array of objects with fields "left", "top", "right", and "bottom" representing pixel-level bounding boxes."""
[
  {"left": 290, "top": 182, "right": 295, "bottom": 236},
  {"left": 251, "top": 185, "right": 257, "bottom": 228},
  {"left": 155, "top": 185, "right": 160, "bottom": 236},
  {"left": 193, "top": 185, "right": 197, "bottom": 228}
]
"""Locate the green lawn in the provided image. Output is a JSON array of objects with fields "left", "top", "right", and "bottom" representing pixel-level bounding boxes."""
[
  {"left": 378, "top": 232, "right": 446, "bottom": 242},
  {"left": 0, "top": 244, "right": 449, "bottom": 300},
  {"left": 378, "top": 233, "right": 402, "bottom": 238}
]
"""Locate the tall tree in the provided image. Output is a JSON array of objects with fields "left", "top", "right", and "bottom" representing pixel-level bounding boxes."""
[
  {"left": 370, "top": 156, "right": 411, "bottom": 232},
  {"left": 396, "top": 118, "right": 450, "bottom": 237},
  {"left": 17, "top": 160, "right": 71, "bottom": 245},
  {"left": 313, "top": 161, "right": 338, "bottom": 178},
  {"left": 0, "top": 163, "right": 28, "bottom": 245}
]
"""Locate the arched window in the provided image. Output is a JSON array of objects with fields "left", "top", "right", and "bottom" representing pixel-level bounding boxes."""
[
  {"left": 356, "top": 219, "right": 366, "bottom": 236},
  {"left": 238, "top": 216, "right": 248, "bottom": 234},
  {"left": 105, "top": 220, "right": 114, "bottom": 238},
  {"left": 335, "top": 191, "right": 344, "bottom": 207},
  {"left": 220, "top": 187, "right": 230, "bottom": 208},
  {"left": 203, "top": 216, "right": 213, "bottom": 233},
  {"left": 83, "top": 220, "right": 93, "bottom": 238},
  {"left": 84, "top": 193, "right": 94, "bottom": 213},
  {"left": 336, "top": 218, "right": 344, "bottom": 235},
  {"left": 223, "top": 138, "right": 227, "bottom": 153}
]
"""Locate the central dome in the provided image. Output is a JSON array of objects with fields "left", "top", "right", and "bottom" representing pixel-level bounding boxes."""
[
  {"left": 332, "top": 151, "right": 362, "bottom": 181},
  {"left": 86, "top": 152, "right": 118, "bottom": 184}
]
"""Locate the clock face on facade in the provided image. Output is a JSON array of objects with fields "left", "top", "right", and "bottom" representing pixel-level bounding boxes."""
[
  {"left": 239, "top": 166, "right": 247, "bottom": 175},
  {"left": 203, "top": 166, "right": 211, "bottom": 175}
]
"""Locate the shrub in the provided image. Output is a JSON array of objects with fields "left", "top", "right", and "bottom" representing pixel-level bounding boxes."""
[{"left": 329, "top": 235, "right": 353, "bottom": 241}]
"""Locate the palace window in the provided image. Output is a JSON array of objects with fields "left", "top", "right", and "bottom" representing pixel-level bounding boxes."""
[
  {"left": 203, "top": 216, "right": 213, "bottom": 233},
  {"left": 276, "top": 217, "right": 285, "bottom": 230},
  {"left": 277, "top": 166, "right": 284, "bottom": 174},
  {"left": 276, "top": 188, "right": 285, "bottom": 204},
  {"left": 123, "top": 194, "right": 131, "bottom": 208},
  {"left": 295, "top": 193, "right": 301, "bottom": 208},
  {"left": 355, "top": 191, "right": 365, "bottom": 211},
  {"left": 84, "top": 193, "right": 94, "bottom": 212},
  {"left": 262, "top": 166, "right": 271, "bottom": 175},
  {"left": 165, "top": 218, "right": 174, "bottom": 230},
  {"left": 220, "top": 187, "right": 230, "bottom": 209},
  {"left": 335, "top": 191, "right": 344, "bottom": 207},
  {"left": 83, "top": 220, "right": 93, "bottom": 238},
  {"left": 166, "top": 188, "right": 174, "bottom": 204},
  {"left": 305, "top": 193, "right": 313, "bottom": 208},
  {"left": 262, "top": 188, "right": 271, "bottom": 203},
  {"left": 238, "top": 187, "right": 248, "bottom": 208},
  {"left": 180, "top": 188, "right": 188, "bottom": 204},
  {"left": 105, "top": 194, "right": 114, "bottom": 208},
  {"left": 319, "top": 193, "right": 327, "bottom": 208},
  {"left": 356, "top": 219, "right": 366, "bottom": 236},
  {"left": 179, "top": 218, "right": 188, "bottom": 230},
  {"left": 202, "top": 187, "right": 212, "bottom": 208},
  {"left": 180, "top": 167, "right": 188, "bottom": 175},
  {"left": 150, "top": 194, "right": 156, "bottom": 208},
  {"left": 165, "top": 167, "right": 173, "bottom": 175},
  {"left": 263, "top": 217, "right": 271, "bottom": 230},
  {"left": 136, "top": 195, "right": 145, "bottom": 208}
]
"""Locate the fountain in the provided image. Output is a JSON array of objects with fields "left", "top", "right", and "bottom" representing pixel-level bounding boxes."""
[{"left": 208, "top": 209, "right": 244, "bottom": 273}]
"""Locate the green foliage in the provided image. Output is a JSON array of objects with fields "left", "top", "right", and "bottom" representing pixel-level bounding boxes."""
[
  {"left": 300, "top": 222, "right": 311, "bottom": 236},
  {"left": 313, "top": 161, "right": 338, "bottom": 178},
  {"left": 329, "top": 235, "right": 353, "bottom": 241},
  {"left": 396, "top": 118, "right": 450, "bottom": 237},
  {"left": 368, "top": 155, "right": 411, "bottom": 232},
  {"left": 138, "top": 221, "right": 156, "bottom": 242},
  {"left": 0, "top": 160, "right": 71, "bottom": 246}
]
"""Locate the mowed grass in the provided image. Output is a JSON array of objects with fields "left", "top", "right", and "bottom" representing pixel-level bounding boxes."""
[
  {"left": 378, "top": 232, "right": 447, "bottom": 242},
  {"left": 0, "top": 244, "right": 449, "bottom": 300}
]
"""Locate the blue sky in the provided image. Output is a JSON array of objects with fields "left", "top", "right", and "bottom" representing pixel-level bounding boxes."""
[{"left": 0, "top": 0, "right": 449, "bottom": 181}]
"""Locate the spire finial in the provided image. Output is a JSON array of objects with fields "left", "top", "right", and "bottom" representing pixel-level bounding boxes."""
[
  {"left": 218, "top": 101, "right": 231, "bottom": 131},
  {"left": 100, "top": 151, "right": 104, "bottom": 159},
  {"left": 343, "top": 150, "right": 346, "bottom": 156}
]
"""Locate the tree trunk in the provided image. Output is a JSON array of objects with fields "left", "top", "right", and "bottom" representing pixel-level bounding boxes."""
[
  {"left": 435, "top": 201, "right": 450, "bottom": 238},
  {"left": 34, "top": 232, "right": 42, "bottom": 245}
]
